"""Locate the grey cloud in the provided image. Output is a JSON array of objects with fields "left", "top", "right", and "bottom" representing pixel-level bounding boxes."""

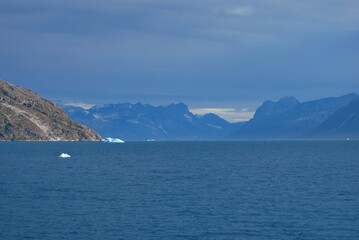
[{"left": 0, "top": 0, "right": 358, "bottom": 110}]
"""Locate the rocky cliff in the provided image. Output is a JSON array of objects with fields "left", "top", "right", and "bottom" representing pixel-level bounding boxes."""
[{"left": 0, "top": 79, "right": 102, "bottom": 141}]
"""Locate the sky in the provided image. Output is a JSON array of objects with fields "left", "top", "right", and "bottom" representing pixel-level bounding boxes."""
[{"left": 0, "top": 0, "right": 359, "bottom": 122}]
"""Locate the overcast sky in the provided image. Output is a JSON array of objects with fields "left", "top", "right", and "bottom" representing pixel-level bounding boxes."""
[{"left": 1, "top": 0, "right": 358, "bottom": 121}]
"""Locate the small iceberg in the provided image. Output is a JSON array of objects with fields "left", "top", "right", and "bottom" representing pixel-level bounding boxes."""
[
  {"left": 59, "top": 153, "right": 71, "bottom": 158},
  {"left": 147, "top": 139, "right": 156, "bottom": 142},
  {"left": 102, "top": 137, "right": 125, "bottom": 143}
]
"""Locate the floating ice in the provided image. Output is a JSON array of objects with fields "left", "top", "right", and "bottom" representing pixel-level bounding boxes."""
[
  {"left": 59, "top": 153, "right": 71, "bottom": 158},
  {"left": 102, "top": 137, "right": 125, "bottom": 143}
]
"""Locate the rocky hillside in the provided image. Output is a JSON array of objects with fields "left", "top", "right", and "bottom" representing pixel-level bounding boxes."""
[{"left": 0, "top": 79, "right": 102, "bottom": 141}]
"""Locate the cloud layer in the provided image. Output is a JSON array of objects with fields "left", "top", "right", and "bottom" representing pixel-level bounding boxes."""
[
  {"left": 0, "top": 0, "right": 358, "bottom": 110},
  {"left": 191, "top": 108, "right": 254, "bottom": 122}
]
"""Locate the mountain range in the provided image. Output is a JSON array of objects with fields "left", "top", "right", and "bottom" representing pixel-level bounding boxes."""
[
  {"left": 63, "top": 103, "right": 243, "bottom": 141},
  {"left": 229, "top": 93, "right": 359, "bottom": 139},
  {"left": 1, "top": 78, "right": 358, "bottom": 141},
  {"left": 63, "top": 93, "right": 359, "bottom": 140}
]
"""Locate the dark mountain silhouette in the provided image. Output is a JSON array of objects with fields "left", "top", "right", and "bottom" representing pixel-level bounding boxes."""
[{"left": 228, "top": 93, "right": 358, "bottom": 139}]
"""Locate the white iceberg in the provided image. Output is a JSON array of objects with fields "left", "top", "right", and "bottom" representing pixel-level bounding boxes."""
[
  {"left": 59, "top": 153, "right": 71, "bottom": 158},
  {"left": 102, "top": 137, "right": 125, "bottom": 143}
]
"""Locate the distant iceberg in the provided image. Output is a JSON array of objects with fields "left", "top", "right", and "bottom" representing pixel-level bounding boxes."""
[
  {"left": 59, "top": 153, "right": 71, "bottom": 158},
  {"left": 102, "top": 137, "right": 125, "bottom": 143},
  {"left": 147, "top": 139, "right": 156, "bottom": 142}
]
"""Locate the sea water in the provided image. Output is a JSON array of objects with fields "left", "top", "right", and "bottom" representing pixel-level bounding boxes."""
[{"left": 0, "top": 141, "right": 358, "bottom": 239}]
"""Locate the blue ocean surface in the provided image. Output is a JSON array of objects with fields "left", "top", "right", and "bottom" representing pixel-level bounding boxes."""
[{"left": 0, "top": 141, "right": 358, "bottom": 239}]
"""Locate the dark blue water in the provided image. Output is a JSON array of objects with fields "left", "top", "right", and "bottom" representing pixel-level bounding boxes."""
[{"left": 0, "top": 141, "right": 358, "bottom": 239}]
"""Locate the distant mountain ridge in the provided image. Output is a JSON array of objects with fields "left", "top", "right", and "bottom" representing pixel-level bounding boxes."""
[
  {"left": 229, "top": 93, "right": 359, "bottom": 139},
  {"left": 63, "top": 93, "right": 359, "bottom": 140},
  {"left": 0, "top": 79, "right": 102, "bottom": 141},
  {"left": 63, "top": 102, "right": 243, "bottom": 141}
]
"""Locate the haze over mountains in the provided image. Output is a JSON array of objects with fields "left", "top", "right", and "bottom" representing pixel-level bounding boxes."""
[
  {"left": 64, "top": 93, "right": 359, "bottom": 141},
  {"left": 0, "top": 79, "right": 358, "bottom": 141},
  {"left": 63, "top": 103, "right": 243, "bottom": 141}
]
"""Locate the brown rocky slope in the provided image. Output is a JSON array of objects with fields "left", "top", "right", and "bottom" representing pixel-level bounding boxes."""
[{"left": 0, "top": 79, "right": 102, "bottom": 141}]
